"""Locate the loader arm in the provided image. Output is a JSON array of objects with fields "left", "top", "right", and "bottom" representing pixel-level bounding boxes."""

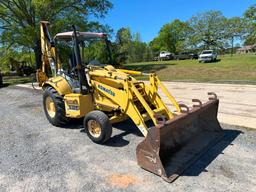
[
  {"left": 118, "top": 69, "right": 182, "bottom": 113},
  {"left": 90, "top": 69, "right": 181, "bottom": 136},
  {"left": 118, "top": 69, "right": 144, "bottom": 76}
]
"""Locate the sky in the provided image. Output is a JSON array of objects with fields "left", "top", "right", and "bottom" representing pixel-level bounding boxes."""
[{"left": 97, "top": 0, "right": 255, "bottom": 42}]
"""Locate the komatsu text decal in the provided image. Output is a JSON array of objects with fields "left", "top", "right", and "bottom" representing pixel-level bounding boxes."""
[{"left": 98, "top": 84, "right": 115, "bottom": 96}]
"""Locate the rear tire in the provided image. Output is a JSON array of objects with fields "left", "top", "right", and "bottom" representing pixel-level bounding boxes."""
[
  {"left": 43, "top": 87, "right": 69, "bottom": 126},
  {"left": 84, "top": 110, "right": 112, "bottom": 144}
]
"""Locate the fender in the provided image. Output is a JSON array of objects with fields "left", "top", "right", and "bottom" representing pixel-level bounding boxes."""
[{"left": 42, "top": 75, "right": 72, "bottom": 95}]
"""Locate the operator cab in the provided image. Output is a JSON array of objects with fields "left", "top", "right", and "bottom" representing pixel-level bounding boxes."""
[
  {"left": 54, "top": 31, "right": 112, "bottom": 68},
  {"left": 53, "top": 31, "right": 113, "bottom": 93}
]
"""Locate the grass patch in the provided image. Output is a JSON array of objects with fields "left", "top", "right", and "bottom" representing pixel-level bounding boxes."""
[
  {"left": 124, "top": 54, "right": 256, "bottom": 84},
  {"left": 2, "top": 75, "right": 33, "bottom": 86}
]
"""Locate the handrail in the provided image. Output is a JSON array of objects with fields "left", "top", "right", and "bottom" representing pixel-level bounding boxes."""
[{"left": 155, "top": 76, "right": 181, "bottom": 113}]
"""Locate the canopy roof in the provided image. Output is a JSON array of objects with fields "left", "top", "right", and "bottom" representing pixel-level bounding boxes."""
[{"left": 54, "top": 31, "right": 107, "bottom": 41}]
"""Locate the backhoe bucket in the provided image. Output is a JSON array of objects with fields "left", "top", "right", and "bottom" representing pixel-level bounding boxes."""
[{"left": 136, "top": 96, "right": 224, "bottom": 182}]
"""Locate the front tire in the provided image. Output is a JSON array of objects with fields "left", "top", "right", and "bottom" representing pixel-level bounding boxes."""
[
  {"left": 43, "top": 87, "right": 69, "bottom": 126},
  {"left": 84, "top": 110, "right": 112, "bottom": 144}
]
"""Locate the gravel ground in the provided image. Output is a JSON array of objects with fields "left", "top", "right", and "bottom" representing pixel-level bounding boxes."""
[{"left": 0, "top": 86, "right": 255, "bottom": 192}]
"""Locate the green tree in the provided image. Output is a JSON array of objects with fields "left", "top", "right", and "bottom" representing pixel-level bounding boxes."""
[
  {"left": 116, "top": 27, "right": 132, "bottom": 45},
  {"left": 244, "top": 4, "right": 256, "bottom": 45},
  {"left": 114, "top": 28, "right": 149, "bottom": 63},
  {"left": 150, "top": 19, "right": 190, "bottom": 54},
  {"left": 0, "top": 0, "right": 112, "bottom": 69},
  {"left": 225, "top": 17, "right": 246, "bottom": 55},
  {"left": 127, "top": 37, "right": 147, "bottom": 63},
  {"left": 149, "top": 37, "right": 161, "bottom": 54},
  {"left": 143, "top": 46, "right": 154, "bottom": 62},
  {"left": 83, "top": 40, "right": 111, "bottom": 64},
  {"left": 115, "top": 27, "right": 132, "bottom": 61},
  {"left": 188, "top": 11, "right": 227, "bottom": 50}
]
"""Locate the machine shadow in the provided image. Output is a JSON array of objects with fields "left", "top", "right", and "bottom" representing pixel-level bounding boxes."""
[
  {"left": 61, "top": 118, "right": 143, "bottom": 147},
  {"left": 62, "top": 118, "right": 84, "bottom": 129},
  {"left": 0, "top": 83, "right": 10, "bottom": 88},
  {"left": 181, "top": 129, "right": 242, "bottom": 177},
  {"left": 105, "top": 119, "right": 144, "bottom": 147},
  {"left": 59, "top": 117, "right": 144, "bottom": 148}
]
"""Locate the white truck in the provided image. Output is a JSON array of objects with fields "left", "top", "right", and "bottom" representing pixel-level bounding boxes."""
[
  {"left": 159, "top": 51, "right": 173, "bottom": 61},
  {"left": 198, "top": 50, "right": 217, "bottom": 62}
]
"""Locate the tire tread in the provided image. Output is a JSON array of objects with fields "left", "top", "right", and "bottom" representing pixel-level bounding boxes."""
[
  {"left": 84, "top": 110, "right": 112, "bottom": 144},
  {"left": 43, "top": 86, "right": 69, "bottom": 126}
]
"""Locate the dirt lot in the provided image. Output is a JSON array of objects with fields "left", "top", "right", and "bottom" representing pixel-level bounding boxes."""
[
  {"left": 159, "top": 82, "right": 256, "bottom": 129},
  {"left": 0, "top": 86, "right": 256, "bottom": 192}
]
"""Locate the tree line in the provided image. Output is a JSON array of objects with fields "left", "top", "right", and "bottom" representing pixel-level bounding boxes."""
[
  {"left": 0, "top": 0, "right": 113, "bottom": 70},
  {"left": 115, "top": 5, "right": 255, "bottom": 63},
  {"left": 0, "top": 1, "right": 255, "bottom": 70}
]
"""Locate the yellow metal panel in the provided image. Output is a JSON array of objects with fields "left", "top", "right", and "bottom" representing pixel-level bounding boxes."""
[
  {"left": 64, "top": 94, "right": 94, "bottom": 118},
  {"left": 118, "top": 69, "right": 142, "bottom": 76},
  {"left": 94, "top": 99, "right": 119, "bottom": 111},
  {"left": 155, "top": 76, "right": 181, "bottom": 113},
  {"left": 91, "top": 80, "right": 128, "bottom": 108},
  {"left": 36, "top": 69, "right": 48, "bottom": 87},
  {"left": 42, "top": 76, "right": 72, "bottom": 95},
  {"left": 144, "top": 81, "right": 174, "bottom": 120},
  {"left": 109, "top": 114, "right": 128, "bottom": 124},
  {"left": 91, "top": 80, "right": 149, "bottom": 136},
  {"left": 92, "top": 76, "right": 124, "bottom": 89},
  {"left": 86, "top": 65, "right": 181, "bottom": 137},
  {"left": 89, "top": 67, "right": 138, "bottom": 84},
  {"left": 129, "top": 82, "right": 158, "bottom": 125}
]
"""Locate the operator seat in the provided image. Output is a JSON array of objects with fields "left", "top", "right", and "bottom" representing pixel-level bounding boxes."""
[{"left": 68, "top": 50, "right": 88, "bottom": 94}]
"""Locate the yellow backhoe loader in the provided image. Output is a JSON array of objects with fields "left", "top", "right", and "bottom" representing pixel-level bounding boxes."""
[{"left": 37, "top": 21, "right": 224, "bottom": 182}]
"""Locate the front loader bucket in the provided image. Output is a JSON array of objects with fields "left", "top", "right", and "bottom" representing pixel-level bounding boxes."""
[{"left": 136, "top": 95, "right": 224, "bottom": 182}]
